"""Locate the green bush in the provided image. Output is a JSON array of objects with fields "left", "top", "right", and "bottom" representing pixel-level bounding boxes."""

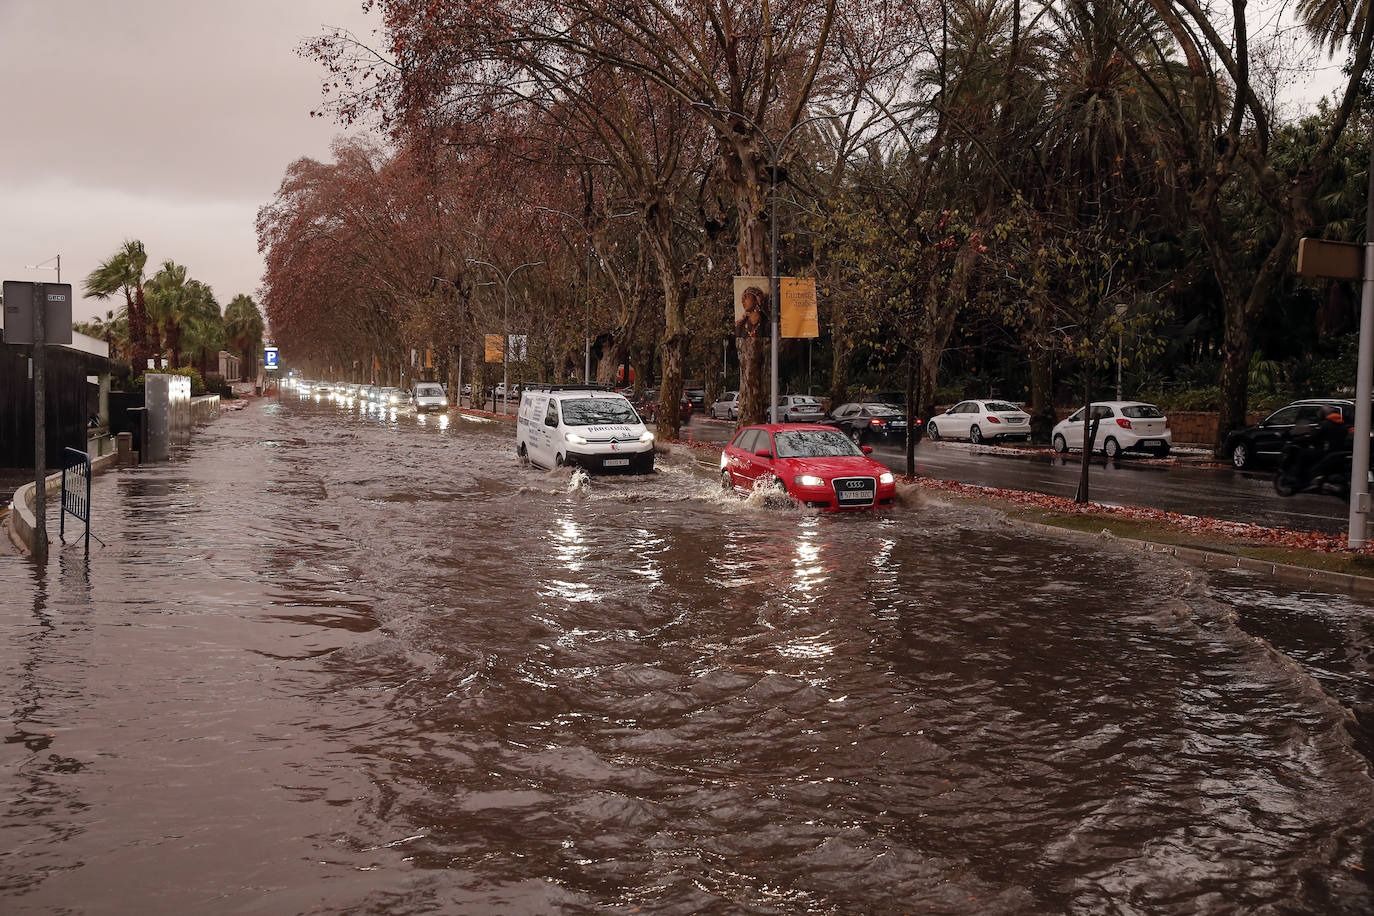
[{"left": 132, "top": 366, "right": 206, "bottom": 397}]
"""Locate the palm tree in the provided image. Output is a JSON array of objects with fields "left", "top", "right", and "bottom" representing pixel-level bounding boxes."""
[
  {"left": 145, "top": 260, "right": 195, "bottom": 367},
  {"left": 224, "top": 294, "right": 265, "bottom": 379},
  {"left": 73, "top": 308, "right": 129, "bottom": 360},
  {"left": 83, "top": 240, "right": 150, "bottom": 370},
  {"left": 1297, "top": 0, "right": 1369, "bottom": 54}
]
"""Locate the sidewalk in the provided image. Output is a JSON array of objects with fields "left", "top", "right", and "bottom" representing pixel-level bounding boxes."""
[{"left": 907, "top": 476, "right": 1374, "bottom": 594}]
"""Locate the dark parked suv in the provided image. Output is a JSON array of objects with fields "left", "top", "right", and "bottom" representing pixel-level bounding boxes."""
[{"left": 1224, "top": 399, "right": 1353, "bottom": 470}]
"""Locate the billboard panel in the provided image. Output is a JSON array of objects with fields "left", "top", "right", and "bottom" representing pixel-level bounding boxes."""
[{"left": 732, "top": 276, "right": 771, "bottom": 339}]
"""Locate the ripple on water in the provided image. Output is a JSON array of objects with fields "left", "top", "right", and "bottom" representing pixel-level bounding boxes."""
[{"left": 0, "top": 398, "right": 1370, "bottom": 914}]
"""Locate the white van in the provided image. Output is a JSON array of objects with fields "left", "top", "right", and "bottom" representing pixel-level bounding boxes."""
[
  {"left": 412, "top": 381, "right": 448, "bottom": 412},
  {"left": 517, "top": 386, "right": 655, "bottom": 473}
]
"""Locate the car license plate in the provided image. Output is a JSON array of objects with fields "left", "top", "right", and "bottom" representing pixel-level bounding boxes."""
[
  {"left": 1141, "top": 440, "right": 1160, "bottom": 447},
  {"left": 604, "top": 458, "right": 630, "bottom": 467},
  {"left": 838, "top": 489, "right": 874, "bottom": 501}
]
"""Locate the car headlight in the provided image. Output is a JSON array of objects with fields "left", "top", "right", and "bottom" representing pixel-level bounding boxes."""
[
  {"left": 565, "top": 432, "right": 588, "bottom": 445},
  {"left": 794, "top": 474, "right": 825, "bottom": 487},
  {"left": 879, "top": 471, "right": 895, "bottom": 485},
  {"left": 440, "top": 398, "right": 448, "bottom": 406},
  {"left": 720, "top": 451, "right": 729, "bottom": 469},
  {"left": 639, "top": 431, "right": 655, "bottom": 443},
  {"left": 389, "top": 395, "right": 398, "bottom": 404}
]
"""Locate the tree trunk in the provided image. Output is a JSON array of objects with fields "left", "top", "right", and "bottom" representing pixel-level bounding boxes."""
[
  {"left": 1028, "top": 344, "right": 1055, "bottom": 445},
  {"left": 1075, "top": 371, "right": 1099, "bottom": 504},
  {"left": 905, "top": 353, "right": 918, "bottom": 478},
  {"left": 726, "top": 144, "right": 769, "bottom": 425},
  {"left": 647, "top": 203, "right": 687, "bottom": 440},
  {"left": 166, "top": 322, "right": 181, "bottom": 369}
]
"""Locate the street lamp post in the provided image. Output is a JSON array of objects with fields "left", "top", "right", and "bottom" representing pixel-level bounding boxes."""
[
  {"left": 691, "top": 104, "right": 848, "bottom": 422},
  {"left": 466, "top": 258, "right": 543, "bottom": 415}
]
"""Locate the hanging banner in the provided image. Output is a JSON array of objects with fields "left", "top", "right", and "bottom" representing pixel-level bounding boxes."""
[
  {"left": 506, "top": 334, "right": 528, "bottom": 362},
  {"left": 424, "top": 348, "right": 435, "bottom": 369},
  {"left": 484, "top": 334, "right": 505, "bottom": 363},
  {"left": 780, "top": 277, "right": 819, "bottom": 338},
  {"left": 733, "top": 276, "right": 771, "bottom": 340}
]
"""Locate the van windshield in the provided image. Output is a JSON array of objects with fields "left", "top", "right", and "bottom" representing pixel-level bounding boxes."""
[
  {"left": 560, "top": 398, "right": 640, "bottom": 426},
  {"left": 416, "top": 386, "right": 443, "bottom": 397}
]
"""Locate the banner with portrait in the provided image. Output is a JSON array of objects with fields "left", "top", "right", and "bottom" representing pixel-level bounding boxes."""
[{"left": 733, "top": 276, "right": 771, "bottom": 340}]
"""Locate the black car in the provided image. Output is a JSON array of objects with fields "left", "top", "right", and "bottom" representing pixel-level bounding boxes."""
[
  {"left": 685, "top": 388, "right": 706, "bottom": 410},
  {"left": 1224, "top": 399, "right": 1353, "bottom": 470},
  {"left": 827, "top": 402, "right": 918, "bottom": 444}
]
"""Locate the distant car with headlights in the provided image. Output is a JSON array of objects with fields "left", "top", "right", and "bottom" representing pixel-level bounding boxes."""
[
  {"left": 927, "top": 399, "right": 1032, "bottom": 443},
  {"left": 826, "top": 402, "right": 913, "bottom": 445},
  {"left": 516, "top": 385, "right": 655, "bottom": 473},
  {"left": 720, "top": 424, "right": 897, "bottom": 509},
  {"left": 1052, "top": 401, "right": 1172, "bottom": 458},
  {"left": 377, "top": 386, "right": 404, "bottom": 407},
  {"left": 412, "top": 382, "right": 448, "bottom": 412}
]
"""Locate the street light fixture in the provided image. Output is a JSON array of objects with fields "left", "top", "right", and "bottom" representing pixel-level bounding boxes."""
[
  {"left": 691, "top": 103, "right": 852, "bottom": 421},
  {"left": 465, "top": 258, "right": 544, "bottom": 415}
]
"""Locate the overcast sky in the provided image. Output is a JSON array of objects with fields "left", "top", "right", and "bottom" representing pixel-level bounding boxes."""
[
  {"left": 0, "top": 0, "right": 377, "bottom": 323},
  {"left": 0, "top": 1, "right": 1349, "bottom": 328}
]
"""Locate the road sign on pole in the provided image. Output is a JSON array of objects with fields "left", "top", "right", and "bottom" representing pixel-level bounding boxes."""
[
  {"left": 1297, "top": 238, "right": 1364, "bottom": 281},
  {"left": 1297, "top": 225, "right": 1374, "bottom": 547},
  {"left": 263, "top": 345, "right": 279, "bottom": 371},
  {"left": 2, "top": 280, "right": 73, "bottom": 345}
]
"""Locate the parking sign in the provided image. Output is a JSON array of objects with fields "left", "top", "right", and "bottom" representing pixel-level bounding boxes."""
[{"left": 264, "top": 346, "right": 279, "bottom": 371}]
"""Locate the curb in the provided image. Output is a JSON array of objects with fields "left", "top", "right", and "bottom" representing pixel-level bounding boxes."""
[{"left": 1007, "top": 517, "right": 1374, "bottom": 597}]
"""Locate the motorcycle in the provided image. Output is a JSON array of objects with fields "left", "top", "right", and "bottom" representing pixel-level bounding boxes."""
[{"left": 1273, "top": 441, "right": 1352, "bottom": 498}]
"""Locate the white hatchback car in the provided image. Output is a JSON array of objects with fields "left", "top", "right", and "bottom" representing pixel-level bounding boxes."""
[
  {"left": 927, "top": 400, "right": 1032, "bottom": 443},
  {"left": 1052, "top": 401, "right": 1172, "bottom": 458}
]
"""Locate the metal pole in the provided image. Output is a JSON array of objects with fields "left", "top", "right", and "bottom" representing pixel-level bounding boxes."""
[
  {"left": 32, "top": 282, "right": 48, "bottom": 562},
  {"left": 769, "top": 164, "right": 780, "bottom": 424},
  {"left": 1116, "top": 330, "right": 1123, "bottom": 401},
  {"left": 502, "top": 277, "right": 510, "bottom": 416},
  {"left": 585, "top": 235, "right": 592, "bottom": 383},
  {"left": 1348, "top": 137, "right": 1374, "bottom": 548}
]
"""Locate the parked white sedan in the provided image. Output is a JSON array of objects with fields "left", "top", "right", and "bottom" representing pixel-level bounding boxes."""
[
  {"left": 926, "top": 400, "right": 1032, "bottom": 443},
  {"left": 1052, "top": 401, "right": 1172, "bottom": 458}
]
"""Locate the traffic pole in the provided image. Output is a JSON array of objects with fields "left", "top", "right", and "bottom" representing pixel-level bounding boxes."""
[
  {"left": 32, "top": 282, "right": 49, "bottom": 563},
  {"left": 1349, "top": 137, "right": 1374, "bottom": 548}
]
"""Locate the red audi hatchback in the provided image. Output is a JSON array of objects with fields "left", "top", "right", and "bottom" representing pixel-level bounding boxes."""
[{"left": 720, "top": 423, "right": 898, "bottom": 510}]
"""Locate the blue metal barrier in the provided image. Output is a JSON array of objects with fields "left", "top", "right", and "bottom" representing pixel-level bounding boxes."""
[{"left": 60, "top": 447, "right": 91, "bottom": 551}]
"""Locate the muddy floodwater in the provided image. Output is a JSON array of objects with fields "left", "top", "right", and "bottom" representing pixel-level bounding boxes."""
[{"left": 2, "top": 396, "right": 1372, "bottom": 914}]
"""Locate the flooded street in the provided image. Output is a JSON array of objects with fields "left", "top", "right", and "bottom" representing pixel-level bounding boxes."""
[{"left": 3, "top": 397, "right": 1373, "bottom": 914}]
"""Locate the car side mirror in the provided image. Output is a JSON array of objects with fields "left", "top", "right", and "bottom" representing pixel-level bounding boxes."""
[
  {"left": 861, "top": 445, "right": 874, "bottom": 455},
  {"left": 753, "top": 448, "right": 773, "bottom": 459},
  {"left": 545, "top": 417, "right": 557, "bottom": 427}
]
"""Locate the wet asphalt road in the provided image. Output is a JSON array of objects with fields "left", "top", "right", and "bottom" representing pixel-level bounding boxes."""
[
  {"left": 2, "top": 394, "right": 1372, "bottom": 913},
  {"left": 683, "top": 419, "right": 1349, "bottom": 534}
]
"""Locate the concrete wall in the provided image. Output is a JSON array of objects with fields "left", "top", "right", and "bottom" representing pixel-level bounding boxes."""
[{"left": 191, "top": 394, "right": 220, "bottom": 424}]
